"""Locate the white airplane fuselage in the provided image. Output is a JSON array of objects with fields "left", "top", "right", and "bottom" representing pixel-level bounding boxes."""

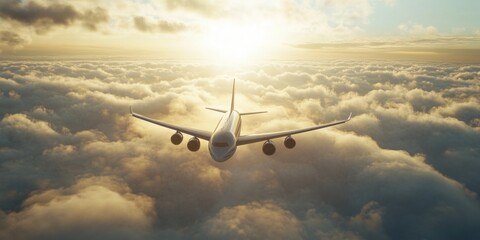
[{"left": 208, "top": 110, "right": 241, "bottom": 162}]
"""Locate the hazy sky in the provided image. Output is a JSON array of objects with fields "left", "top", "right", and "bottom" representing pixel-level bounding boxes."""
[{"left": 1, "top": 0, "right": 479, "bottom": 61}]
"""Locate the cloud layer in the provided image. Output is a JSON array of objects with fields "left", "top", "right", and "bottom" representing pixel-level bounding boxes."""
[{"left": 0, "top": 59, "right": 479, "bottom": 239}]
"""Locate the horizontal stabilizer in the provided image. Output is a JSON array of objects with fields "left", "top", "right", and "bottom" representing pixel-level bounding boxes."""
[
  {"left": 206, "top": 107, "right": 227, "bottom": 113},
  {"left": 240, "top": 111, "right": 268, "bottom": 116}
]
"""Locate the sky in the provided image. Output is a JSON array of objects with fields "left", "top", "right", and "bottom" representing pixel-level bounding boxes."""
[
  {"left": 0, "top": 0, "right": 480, "bottom": 62},
  {"left": 1, "top": 1, "right": 480, "bottom": 240}
]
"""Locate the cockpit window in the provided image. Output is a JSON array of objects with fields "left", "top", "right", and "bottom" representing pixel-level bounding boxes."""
[{"left": 213, "top": 142, "right": 229, "bottom": 147}]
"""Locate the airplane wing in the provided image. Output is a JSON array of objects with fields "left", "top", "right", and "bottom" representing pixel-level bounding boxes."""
[
  {"left": 237, "top": 113, "right": 352, "bottom": 145},
  {"left": 130, "top": 107, "right": 212, "bottom": 141}
]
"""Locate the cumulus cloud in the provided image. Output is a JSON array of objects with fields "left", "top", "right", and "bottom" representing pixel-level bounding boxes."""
[
  {"left": 0, "top": 0, "right": 109, "bottom": 33},
  {"left": 0, "top": 59, "right": 479, "bottom": 239},
  {"left": 203, "top": 201, "right": 303, "bottom": 239},
  {"left": 0, "top": 176, "right": 155, "bottom": 240}
]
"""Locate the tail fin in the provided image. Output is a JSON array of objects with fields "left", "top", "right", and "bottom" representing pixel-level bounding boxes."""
[
  {"left": 230, "top": 79, "right": 267, "bottom": 115},
  {"left": 230, "top": 78, "right": 235, "bottom": 112}
]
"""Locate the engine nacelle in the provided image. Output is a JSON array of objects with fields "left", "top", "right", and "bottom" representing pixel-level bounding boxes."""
[
  {"left": 171, "top": 132, "right": 183, "bottom": 145},
  {"left": 284, "top": 136, "right": 296, "bottom": 149},
  {"left": 187, "top": 137, "right": 200, "bottom": 152},
  {"left": 262, "top": 140, "right": 276, "bottom": 155}
]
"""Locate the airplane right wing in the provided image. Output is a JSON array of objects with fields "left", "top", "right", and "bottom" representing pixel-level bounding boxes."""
[
  {"left": 237, "top": 113, "right": 352, "bottom": 145},
  {"left": 130, "top": 107, "right": 212, "bottom": 141}
]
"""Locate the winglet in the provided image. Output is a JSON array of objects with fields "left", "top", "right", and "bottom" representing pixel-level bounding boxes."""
[
  {"left": 347, "top": 112, "right": 352, "bottom": 121},
  {"left": 130, "top": 106, "right": 133, "bottom": 115}
]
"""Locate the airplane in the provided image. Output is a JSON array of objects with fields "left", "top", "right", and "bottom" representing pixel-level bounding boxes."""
[{"left": 130, "top": 79, "right": 352, "bottom": 162}]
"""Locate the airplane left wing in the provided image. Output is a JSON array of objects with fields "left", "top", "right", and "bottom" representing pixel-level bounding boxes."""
[
  {"left": 237, "top": 113, "right": 352, "bottom": 145},
  {"left": 130, "top": 107, "right": 212, "bottom": 141}
]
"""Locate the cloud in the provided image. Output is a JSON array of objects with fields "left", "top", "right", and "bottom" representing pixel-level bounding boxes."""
[
  {"left": 0, "top": 31, "right": 29, "bottom": 48},
  {"left": 324, "top": 0, "right": 373, "bottom": 23},
  {"left": 203, "top": 201, "right": 303, "bottom": 239},
  {"left": 0, "top": 176, "right": 155, "bottom": 240},
  {"left": 162, "top": 0, "right": 221, "bottom": 18},
  {"left": 0, "top": 59, "right": 479, "bottom": 239},
  {"left": 0, "top": 0, "right": 109, "bottom": 33},
  {"left": 80, "top": 7, "right": 109, "bottom": 31},
  {"left": 290, "top": 36, "right": 480, "bottom": 54},
  {"left": 133, "top": 16, "right": 189, "bottom": 33},
  {"left": 159, "top": 0, "right": 373, "bottom": 38},
  {"left": 398, "top": 23, "right": 438, "bottom": 36}
]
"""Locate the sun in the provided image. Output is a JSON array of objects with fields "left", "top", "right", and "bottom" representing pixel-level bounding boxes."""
[{"left": 202, "top": 22, "right": 272, "bottom": 63}]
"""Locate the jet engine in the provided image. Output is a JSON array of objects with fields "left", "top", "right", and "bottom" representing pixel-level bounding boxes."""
[
  {"left": 171, "top": 131, "right": 183, "bottom": 145},
  {"left": 284, "top": 136, "right": 296, "bottom": 149},
  {"left": 262, "top": 140, "right": 276, "bottom": 155},
  {"left": 187, "top": 137, "right": 200, "bottom": 152}
]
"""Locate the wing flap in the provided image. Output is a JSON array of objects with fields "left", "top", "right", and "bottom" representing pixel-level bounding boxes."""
[
  {"left": 237, "top": 113, "right": 352, "bottom": 145},
  {"left": 131, "top": 107, "right": 212, "bottom": 141}
]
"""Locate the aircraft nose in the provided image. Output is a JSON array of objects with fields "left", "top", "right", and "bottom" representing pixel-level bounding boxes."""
[
  {"left": 210, "top": 148, "right": 229, "bottom": 162},
  {"left": 209, "top": 145, "right": 236, "bottom": 162}
]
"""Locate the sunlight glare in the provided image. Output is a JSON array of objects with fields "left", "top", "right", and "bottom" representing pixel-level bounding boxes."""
[{"left": 203, "top": 23, "right": 271, "bottom": 62}]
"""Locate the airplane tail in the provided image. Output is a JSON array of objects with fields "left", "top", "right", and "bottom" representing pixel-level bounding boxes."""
[
  {"left": 206, "top": 79, "right": 267, "bottom": 115},
  {"left": 230, "top": 78, "right": 235, "bottom": 112}
]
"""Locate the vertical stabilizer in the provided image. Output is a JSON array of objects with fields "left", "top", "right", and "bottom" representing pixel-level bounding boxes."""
[{"left": 230, "top": 79, "right": 235, "bottom": 112}]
